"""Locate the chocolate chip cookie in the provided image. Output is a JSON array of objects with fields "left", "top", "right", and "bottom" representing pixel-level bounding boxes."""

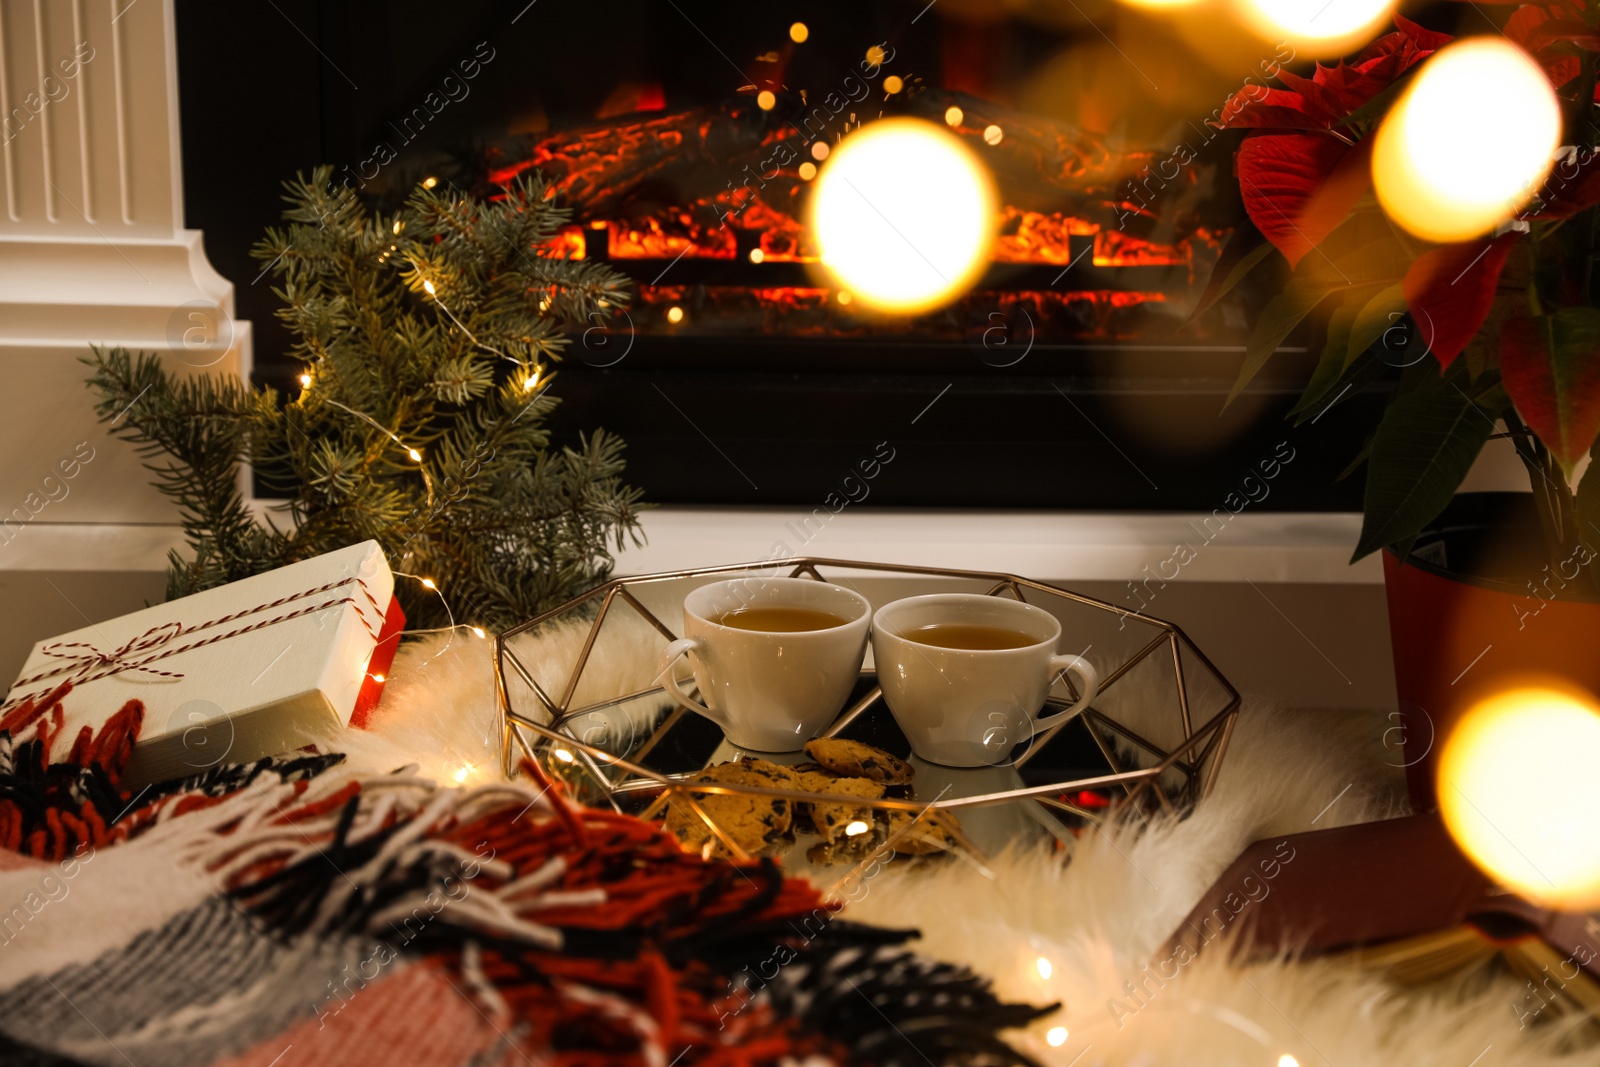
[{"left": 802, "top": 738, "right": 913, "bottom": 785}]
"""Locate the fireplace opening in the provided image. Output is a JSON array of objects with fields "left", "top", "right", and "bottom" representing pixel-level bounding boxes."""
[{"left": 176, "top": 0, "right": 1384, "bottom": 511}]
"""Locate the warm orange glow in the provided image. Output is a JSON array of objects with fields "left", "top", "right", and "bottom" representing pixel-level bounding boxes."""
[
  {"left": 945, "top": 106, "right": 964, "bottom": 127},
  {"left": 799, "top": 161, "right": 818, "bottom": 181},
  {"left": 883, "top": 75, "right": 904, "bottom": 94},
  {"left": 749, "top": 248, "right": 765, "bottom": 263},
  {"left": 811, "top": 141, "right": 830, "bottom": 161},
  {"left": 1438, "top": 687, "right": 1600, "bottom": 910},
  {"left": 789, "top": 22, "right": 809, "bottom": 43},
  {"left": 983, "top": 125, "right": 1004, "bottom": 146},
  {"left": 810, "top": 118, "right": 996, "bottom": 313},
  {"left": 757, "top": 90, "right": 777, "bottom": 111},
  {"left": 866, "top": 46, "right": 887, "bottom": 66},
  {"left": 1373, "top": 39, "right": 1559, "bottom": 243},
  {"left": 667, "top": 306, "right": 685, "bottom": 324},
  {"left": 1234, "top": 0, "right": 1397, "bottom": 57}
]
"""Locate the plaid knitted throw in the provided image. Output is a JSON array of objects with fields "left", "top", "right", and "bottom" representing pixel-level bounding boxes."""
[{"left": 0, "top": 684, "right": 1050, "bottom": 1066}]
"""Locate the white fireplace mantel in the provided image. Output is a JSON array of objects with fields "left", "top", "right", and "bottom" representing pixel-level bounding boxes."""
[{"left": 0, "top": 0, "right": 249, "bottom": 526}]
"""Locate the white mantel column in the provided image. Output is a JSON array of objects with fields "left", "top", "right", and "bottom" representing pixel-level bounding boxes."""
[{"left": 0, "top": 0, "right": 249, "bottom": 524}]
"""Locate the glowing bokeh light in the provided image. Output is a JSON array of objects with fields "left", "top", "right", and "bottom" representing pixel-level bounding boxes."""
[
  {"left": 1438, "top": 687, "right": 1600, "bottom": 910},
  {"left": 667, "top": 306, "right": 685, "bottom": 324},
  {"left": 812, "top": 141, "right": 830, "bottom": 161},
  {"left": 756, "top": 90, "right": 776, "bottom": 111},
  {"left": 1373, "top": 38, "right": 1559, "bottom": 243},
  {"left": 983, "top": 124, "right": 1004, "bottom": 145},
  {"left": 944, "top": 106, "right": 964, "bottom": 127},
  {"left": 810, "top": 118, "right": 996, "bottom": 313},
  {"left": 884, "top": 75, "right": 904, "bottom": 94},
  {"left": 844, "top": 820, "right": 870, "bottom": 837},
  {"left": 1278, "top": 1057, "right": 1300, "bottom": 1067},
  {"left": 1046, "top": 1027, "right": 1068, "bottom": 1047},
  {"left": 1234, "top": 0, "right": 1396, "bottom": 57},
  {"left": 789, "top": 22, "right": 808, "bottom": 43},
  {"left": 1035, "top": 956, "right": 1053, "bottom": 979},
  {"left": 749, "top": 248, "right": 765, "bottom": 263},
  {"left": 798, "top": 161, "right": 817, "bottom": 181}
]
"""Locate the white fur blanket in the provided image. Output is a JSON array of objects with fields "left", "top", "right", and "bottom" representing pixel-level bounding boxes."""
[{"left": 330, "top": 625, "right": 1595, "bottom": 1066}]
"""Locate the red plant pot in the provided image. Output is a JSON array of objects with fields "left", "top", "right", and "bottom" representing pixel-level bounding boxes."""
[{"left": 1384, "top": 495, "right": 1600, "bottom": 811}]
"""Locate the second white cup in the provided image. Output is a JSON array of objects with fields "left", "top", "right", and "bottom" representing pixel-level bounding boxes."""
[{"left": 872, "top": 593, "right": 1098, "bottom": 767}]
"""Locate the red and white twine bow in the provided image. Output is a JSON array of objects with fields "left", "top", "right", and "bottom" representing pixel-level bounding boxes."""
[
  {"left": 39, "top": 622, "right": 188, "bottom": 686},
  {"left": 0, "top": 575, "right": 387, "bottom": 715}
]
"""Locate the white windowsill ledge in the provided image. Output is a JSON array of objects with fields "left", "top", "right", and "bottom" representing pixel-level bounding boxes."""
[{"left": 0, "top": 509, "right": 1380, "bottom": 585}]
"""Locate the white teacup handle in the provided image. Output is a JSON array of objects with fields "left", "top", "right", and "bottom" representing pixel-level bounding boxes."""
[
  {"left": 655, "top": 637, "right": 735, "bottom": 732},
  {"left": 1033, "top": 654, "right": 1099, "bottom": 732}
]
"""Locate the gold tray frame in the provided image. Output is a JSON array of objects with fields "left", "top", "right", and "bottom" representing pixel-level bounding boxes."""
[{"left": 493, "top": 557, "right": 1241, "bottom": 862}]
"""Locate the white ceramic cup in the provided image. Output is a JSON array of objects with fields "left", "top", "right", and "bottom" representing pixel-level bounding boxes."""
[
  {"left": 655, "top": 577, "right": 871, "bottom": 752},
  {"left": 872, "top": 593, "right": 1099, "bottom": 767}
]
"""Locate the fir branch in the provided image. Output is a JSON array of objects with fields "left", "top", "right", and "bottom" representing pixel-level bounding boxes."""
[{"left": 85, "top": 167, "right": 646, "bottom": 627}]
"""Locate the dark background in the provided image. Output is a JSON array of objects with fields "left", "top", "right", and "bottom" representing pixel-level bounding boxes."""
[{"left": 173, "top": 1, "right": 1476, "bottom": 511}]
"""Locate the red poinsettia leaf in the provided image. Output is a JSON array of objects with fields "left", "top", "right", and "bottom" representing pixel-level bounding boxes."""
[
  {"left": 1526, "top": 18, "right": 1600, "bottom": 51},
  {"left": 1506, "top": 4, "right": 1584, "bottom": 84},
  {"left": 1501, "top": 309, "right": 1600, "bottom": 472},
  {"left": 1392, "top": 14, "right": 1455, "bottom": 52},
  {"left": 1402, "top": 234, "right": 1521, "bottom": 368},
  {"left": 1237, "top": 135, "right": 1370, "bottom": 267},
  {"left": 1536, "top": 150, "right": 1600, "bottom": 218},
  {"left": 1214, "top": 87, "right": 1326, "bottom": 130}
]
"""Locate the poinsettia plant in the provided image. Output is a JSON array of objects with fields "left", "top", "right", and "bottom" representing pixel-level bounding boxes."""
[{"left": 1193, "top": 7, "right": 1600, "bottom": 594}]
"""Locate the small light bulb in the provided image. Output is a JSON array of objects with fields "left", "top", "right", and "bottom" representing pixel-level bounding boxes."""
[
  {"left": 1036, "top": 956, "right": 1053, "bottom": 980},
  {"left": 370, "top": 673, "right": 386, "bottom": 683},
  {"left": 589, "top": 219, "right": 607, "bottom": 230},
  {"left": 408, "top": 447, "right": 423, "bottom": 462},
  {"left": 799, "top": 161, "right": 817, "bottom": 181},
  {"left": 984, "top": 125, "right": 1004, "bottom": 146},
  {"left": 453, "top": 765, "right": 472, "bottom": 784},
  {"left": 811, "top": 141, "right": 830, "bottom": 161},
  {"left": 422, "top": 279, "right": 436, "bottom": 295},
  {"left": 1278, "top": 1057, "right": 1300, "bottom": 1067},
  {"left": 883, "top": 75, "right": 904, "bottom": 95},
  {"left": 470, "top": 626, "right": 486, "bottom": 639},
  {"left": 553, "top": 748, "right": 575, "bottom": 763},
  {"left": 837, "top": 291, "right": 853, "bottom": 305},
  {"left": 420, "top": 577, "right": 436, "bottom": 590},
  {"left": 844, "top": 820, "right": 870, "bottom": 837},
  {"left": 945, "top": 106, "right": 964, "bottom": 127},
  {"left": 298, "top": 373, "right": 312, "bottom": 388},
  {"left": 789, "top": 22, "right": 808, "bottom": 43},
  {"left": 422, "top": 176, "right": 438, "bottom": 189},
  {"left": 667, "top": 306, "right": 685, "bottom": 324},
  {"left": 392, "top": 220, "right": 403, "bottom": 234},
  {"left": 749, "top": 248, "right": 765, "bottom": 264},
  {"left": 1046, "top": 1027, "right": 1068, "bottom": 1047},
  {"left": 523, "top": 374, "right": 540, "bottom": 392},
  {"left": 866, "top": 45, "right": 886, "bottom": 66},
  {"left": 757, "top": 90, "right": 776, "bottom": 111}
]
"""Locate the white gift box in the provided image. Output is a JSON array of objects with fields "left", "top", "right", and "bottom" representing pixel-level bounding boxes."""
[{"left": 2, "top": 540, "right": 400, "bottom": 784}]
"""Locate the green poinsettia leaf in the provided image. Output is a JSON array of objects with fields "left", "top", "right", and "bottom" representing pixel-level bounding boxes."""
[
  {"left": 1186, "top": 220, "right": 1277, "bottom": 326},
  {"left": 1346, "top": 283, "right": 1407, "bottom": 369},
  {"left": 1500, "top": 308, "right": 1600, "bottom": 476},
  {"left": 1291, "top": 300, "right": 1359, "bottom": 420},
  {"left": 1353, "top": 365, "right": 1505, "bottom": 561}
]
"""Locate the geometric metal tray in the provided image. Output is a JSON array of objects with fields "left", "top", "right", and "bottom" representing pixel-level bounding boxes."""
[{"left": 494, "top": 557, "right": 1240, "bottom": 870}]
